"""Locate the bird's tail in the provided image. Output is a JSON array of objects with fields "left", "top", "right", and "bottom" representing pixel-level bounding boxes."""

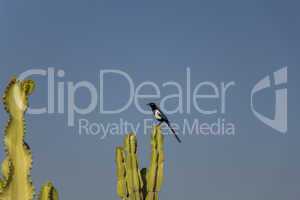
[{"left": 167, "top": 123, "right": 182, "bottom": 143}]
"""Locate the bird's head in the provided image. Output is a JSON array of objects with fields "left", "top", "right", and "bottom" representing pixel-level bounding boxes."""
[{"left": 147, "top": 102, "right": 158, "bottom": 110}]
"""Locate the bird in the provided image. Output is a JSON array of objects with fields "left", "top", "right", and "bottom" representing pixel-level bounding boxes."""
[{"left": 147, "top": 102, "right": 182, "bottom": 143}]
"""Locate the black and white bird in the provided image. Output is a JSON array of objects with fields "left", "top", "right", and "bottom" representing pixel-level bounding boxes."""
[{"left": 147, "top": 102, "right": 182, "bottom": 143}]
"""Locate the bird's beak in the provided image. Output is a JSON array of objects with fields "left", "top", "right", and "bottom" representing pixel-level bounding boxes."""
[{"left": 147, "top": 103, "right": 150, "bottom": 106}]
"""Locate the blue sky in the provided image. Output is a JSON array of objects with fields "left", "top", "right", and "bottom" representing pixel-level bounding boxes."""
[{"left": 0, "top": 0, "right": 299, "bottom": 199}]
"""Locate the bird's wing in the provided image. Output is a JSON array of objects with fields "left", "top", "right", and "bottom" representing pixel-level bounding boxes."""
[{"left": 157, "top": 108, "right": 169, "bottom": 122}]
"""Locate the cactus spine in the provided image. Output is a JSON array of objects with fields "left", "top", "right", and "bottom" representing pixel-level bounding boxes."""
[
  {"left": 0, "top": 77, "right": 58, "bottom": 200},
  {"left": 116, "top": 125, "right": 164, "bottom": 200}
]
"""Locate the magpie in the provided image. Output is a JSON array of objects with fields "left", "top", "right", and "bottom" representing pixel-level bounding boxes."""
[{"left": 147, "top": 102, "right": 182, "bottom": 143}]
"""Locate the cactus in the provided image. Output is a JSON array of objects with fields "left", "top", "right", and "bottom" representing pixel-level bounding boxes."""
[
  {"left": 0, "top": 77, "right": 59, "bottom": 200},
  {"left": 38, "top": 182, "right": 59, "bottom": 200},
  {"left": 116, "top": 125, "right": 164, "bottom": 200}
]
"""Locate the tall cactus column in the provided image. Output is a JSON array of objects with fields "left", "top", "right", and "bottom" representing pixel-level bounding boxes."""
[
  {"left": 115, "top": 125, "right": 164, "bottom": 200},
  {"left": 0, "top": 77, "right": 59, "bottom": 200},
  {"left": 145, "top": 126, "right": 164, "bottom": 200}
]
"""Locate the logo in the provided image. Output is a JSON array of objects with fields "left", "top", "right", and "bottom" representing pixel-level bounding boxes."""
[
  {"left": 15, "top": 66, "right": 288, "bottom": 139},
  {"left": 251, "top": 67, "right": 288, "bottom": 133}
]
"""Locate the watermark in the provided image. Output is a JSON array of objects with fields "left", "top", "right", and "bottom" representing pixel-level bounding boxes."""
[
  {"left": 16, "top": 67, "right": 288, "bottom": 138},
  {"left": 251, "top": 67, "right": 288, "bottom": 133},
  {"left": 77, "top": 118, "right": 235, "bottom": 140}
]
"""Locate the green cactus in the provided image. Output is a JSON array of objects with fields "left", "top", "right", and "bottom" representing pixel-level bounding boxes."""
[
  {"left": 116, "top": 125, "right": 164, "bottom": 200},
  {"left": 38, "top": 182, "right": 59, "bottom": 200},
  {"left": 0, "top": 77, "right": 59, "bottom": 200}
]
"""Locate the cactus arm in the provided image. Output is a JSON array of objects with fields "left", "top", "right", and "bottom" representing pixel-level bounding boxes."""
[
  {"left": 116, "top": 147, "right": 128, "bottom": 200},
  {"left": 145, "top": 125, "right": 164, "bottom": 200},
  {"left": 0, "top": 78, "right": 35, "bottom": 200},
  {"left": 38, "top": 182, "right": 59, "bottom": 200},
  {"left": 124, "top": 134, "right": 143, "bottom": 200},
  {"left": 0, "top": 158, "right": 13, "bottom": 193}
]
